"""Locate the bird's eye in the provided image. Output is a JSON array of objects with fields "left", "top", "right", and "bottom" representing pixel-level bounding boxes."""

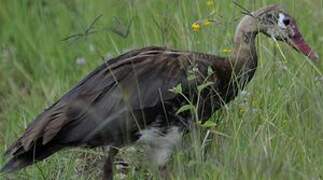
[{"left": 283, "top": 19, "right": 290, "bottom": 26}]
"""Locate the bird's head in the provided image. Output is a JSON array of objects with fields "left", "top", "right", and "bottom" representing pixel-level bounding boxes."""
[{"left": 254, "top": 4, "right": 319, "bottom": 61}]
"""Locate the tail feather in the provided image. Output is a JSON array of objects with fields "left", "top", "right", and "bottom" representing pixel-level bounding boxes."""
[
  {"left": 1, "top": 155, "right": 32, "bottom": 173},
  {"left": 1, "top": 142, "right": 63, "bottom": 174}
]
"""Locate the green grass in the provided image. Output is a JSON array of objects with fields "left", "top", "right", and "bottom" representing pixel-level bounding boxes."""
[{"left": 1, "top": 0, "right": 323, "bottom": 179}]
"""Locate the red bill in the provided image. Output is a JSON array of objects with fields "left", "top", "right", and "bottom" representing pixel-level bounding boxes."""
[{"left": 289, "top": 21, "right": 319, "bottom": 61}]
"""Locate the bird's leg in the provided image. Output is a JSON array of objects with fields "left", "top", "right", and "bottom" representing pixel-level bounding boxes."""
[{"left": 102, "top": 147, "right": 119, "bottom": 180}]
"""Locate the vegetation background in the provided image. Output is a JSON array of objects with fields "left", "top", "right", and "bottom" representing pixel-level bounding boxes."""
[{"left": 0, "top": 0, "right": 322, "bottom": 179}]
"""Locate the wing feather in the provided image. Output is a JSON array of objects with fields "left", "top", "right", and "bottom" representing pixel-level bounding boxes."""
[{"left": 6, "top": 46, "right": 224, "bottom": 156}]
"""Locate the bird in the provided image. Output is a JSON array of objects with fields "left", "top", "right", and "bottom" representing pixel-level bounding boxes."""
[{"left": 1, "top": 4, "right": 319, "bottom": 180}]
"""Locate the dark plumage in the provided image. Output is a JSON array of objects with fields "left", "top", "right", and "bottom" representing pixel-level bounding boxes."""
[
  {"left": 1, "top": 4, "right": 318, "bottom": 180},
  {"left": 2, "top": 47, "right": 233, "bottom": 171}
]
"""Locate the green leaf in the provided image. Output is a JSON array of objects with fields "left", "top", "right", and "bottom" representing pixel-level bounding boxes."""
[
  {"left": 187, "top": 73, "right": 196, "bottom": 81},
  {"left": 200, "top": 120, "right": 217, "bottom": 128},
  {"left": 207, "top": 66, "right": 214, "bottom": 76},
  {"left": 176, "top": 104, "right": 195, "bottom": 114},
  {"left": 197, "top": 81, "right": 214, "bottom": 93},
  {"left": 169, "top": 83, "right": 182, "bottom": 94}
]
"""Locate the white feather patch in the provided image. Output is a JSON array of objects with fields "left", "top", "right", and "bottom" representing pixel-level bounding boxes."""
[
  {"left": 138, "top": 126, "right": 182, "bottom": 166},
  {"left": 278, "top": 13, "right": 287, "bottom": 29}
]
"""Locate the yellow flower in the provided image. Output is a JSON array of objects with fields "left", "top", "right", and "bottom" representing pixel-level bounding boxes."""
[
  {"left": 222, "top": 48, "right": 232, "bottom": 53},
  {"left": 203, "top": 19, "right": 211, "bottom": 26},
  {"left": 207, "top": 0, "right": 214, "bottom": 6},
  {"left": 192, "top": 22, "right": 201, "bottom": 32}
]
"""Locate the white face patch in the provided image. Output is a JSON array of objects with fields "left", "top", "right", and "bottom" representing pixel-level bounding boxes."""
[{"left": 278, "top": 13, "right": 287, "bottom": 29}]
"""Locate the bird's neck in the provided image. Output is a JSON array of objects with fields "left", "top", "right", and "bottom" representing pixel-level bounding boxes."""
[{"left": 230, "top": 15, "right": 259, "bottom": 86}]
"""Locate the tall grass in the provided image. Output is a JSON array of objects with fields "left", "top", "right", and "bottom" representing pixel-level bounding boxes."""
[{"left": 0, "top": 0, "right": 322, "bottom": 179}]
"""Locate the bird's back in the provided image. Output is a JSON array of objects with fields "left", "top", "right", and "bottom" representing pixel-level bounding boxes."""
[{"left": 2, "top": 46, "right": 235, "bottom": 173}]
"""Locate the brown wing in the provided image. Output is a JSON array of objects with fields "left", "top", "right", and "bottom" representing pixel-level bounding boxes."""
[{"left": 5, "top": 46, "right": 226, "bottom": 159}]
